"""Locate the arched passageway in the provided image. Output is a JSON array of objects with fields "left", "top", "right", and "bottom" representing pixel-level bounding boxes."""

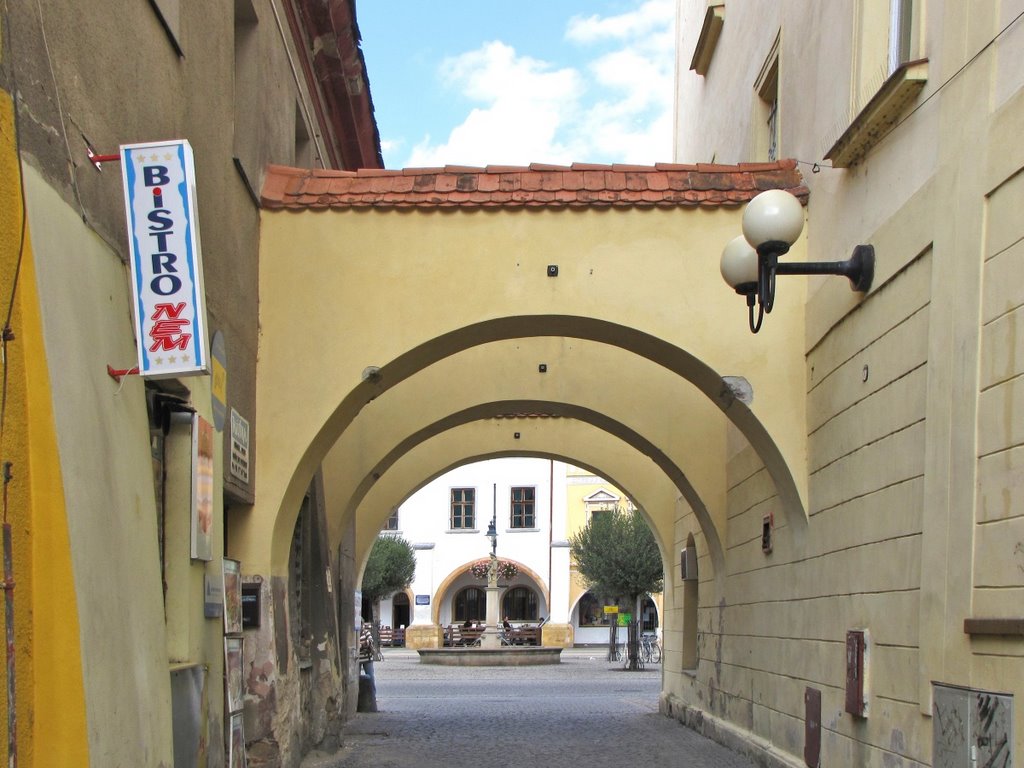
[{"left": 233, "top": 162, "right": 813, "bottom": 737}]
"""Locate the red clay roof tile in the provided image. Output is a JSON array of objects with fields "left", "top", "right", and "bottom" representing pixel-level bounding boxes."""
[{"left": 260, "top": 162, "right": 807, "bottom": 211}]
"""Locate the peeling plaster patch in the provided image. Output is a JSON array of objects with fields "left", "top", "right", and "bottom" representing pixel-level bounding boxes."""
[
  {"left": 721, "top": 375, "right": 753, "bottom": 404},
  {"left": 313, "top": 34, "right": 339, "bottom": 60},
  {"left": 244, "top": 578, "right": 282, "bottom": 744}
]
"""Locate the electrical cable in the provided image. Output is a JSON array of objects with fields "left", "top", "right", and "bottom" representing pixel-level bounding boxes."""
[{"left": 34, "top": 0, "right": 87, "bottom": 222}]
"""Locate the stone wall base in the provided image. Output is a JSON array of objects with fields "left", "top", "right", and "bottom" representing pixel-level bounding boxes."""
[
  {"left": 404, "top": 624, "right": 442, "bottom": 649},
  {"left": 540, "top": 623, "right": 573, "bottom": 647},
  {"left": 660, "top": 694, "right": 804, "bottom": 768}
]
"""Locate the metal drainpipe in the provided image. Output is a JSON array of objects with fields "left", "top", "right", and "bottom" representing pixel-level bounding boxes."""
[
  {"left": 548, "top": 460, "right": 553, "bottom": 615},
  {"left": 4, "top": 461, "right": 16, "bottom": 768}
]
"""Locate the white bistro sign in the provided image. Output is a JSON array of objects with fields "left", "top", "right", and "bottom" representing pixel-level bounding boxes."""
[{"left": 120, "top": 139, "right": 209, "bottom": 378}]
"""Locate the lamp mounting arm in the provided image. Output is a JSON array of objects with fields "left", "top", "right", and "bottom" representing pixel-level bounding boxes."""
[{"left": 773, "top": 244, "right": 875, "bottom": 293}]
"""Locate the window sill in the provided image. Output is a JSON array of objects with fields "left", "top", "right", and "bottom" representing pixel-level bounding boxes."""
[
  {"left": 689, "top": 3, "right": 725, "bottom": 76},
  {"left": 446, "top": 529, "right": 480, "bottom": 534},
  {"left": 963, "top": 617, "right": 1024, "bottom": 637},
  {"left": 506, "top": 527, "right": 540, "bottom": 533},
  {"left": 825, "top": 58, "right": 928, "bottom": 168}
]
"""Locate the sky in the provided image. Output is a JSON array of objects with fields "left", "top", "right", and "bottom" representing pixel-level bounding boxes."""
[{"left": 356, "top": 1, "right": 677, "bottom": 170}]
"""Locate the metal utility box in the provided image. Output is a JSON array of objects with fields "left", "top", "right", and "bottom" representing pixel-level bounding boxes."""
[
  {"left": 680, "top": 546, "right": 697, "bottom": 580},
  {"left": 845, "top": 629, "right": 869, "bottom": 717},
  {"left": 933, "top": 683, "right": 1013, "bottom": 767}
]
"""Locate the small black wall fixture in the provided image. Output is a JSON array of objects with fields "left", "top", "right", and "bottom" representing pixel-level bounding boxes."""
[{"left": 720, "top": 190, "right": 874, "bottom": 333}]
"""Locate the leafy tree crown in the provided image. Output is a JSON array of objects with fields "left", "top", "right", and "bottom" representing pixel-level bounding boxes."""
[
  {"left": 568, "top": 507, "right": 663, "bottom": 603},
  {"left": 361, "top": 535, "right": 416, "bottom": 602}
]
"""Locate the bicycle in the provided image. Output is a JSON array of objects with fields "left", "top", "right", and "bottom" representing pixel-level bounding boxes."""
[{"left": 639, "top": 632, "right": 661, "bottom": 664}]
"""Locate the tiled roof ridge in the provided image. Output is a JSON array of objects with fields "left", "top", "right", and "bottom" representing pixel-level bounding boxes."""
[{"left": 261, "top": 159, "right": 807, "bottom": 211}]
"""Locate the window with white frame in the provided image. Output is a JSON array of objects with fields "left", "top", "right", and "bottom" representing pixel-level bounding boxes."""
[
  {"left": 450, "top": 488, "right": 475, "bottom": 529},
  {"left": 510, "top": 486, "right": 535, "bottom": 528}
]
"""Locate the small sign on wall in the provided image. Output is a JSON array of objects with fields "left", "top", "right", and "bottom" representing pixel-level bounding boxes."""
[
  {"left": 415, "top": 595, "right": 430, "bottom": 606},
  {"left": 204, "top": 572, "right": 223, "bottom": 618},
  {"left": 241, "top": 583, "right": 261, "bottom": 629},
  {"left": 190, "top": 414, "right": 214, "bottom": 561},
  {"left": 230, "top": 408, "right": 250, "bottom": 483}
]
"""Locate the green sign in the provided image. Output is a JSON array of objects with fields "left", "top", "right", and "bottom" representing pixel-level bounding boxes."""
[{"left": 617, "top": 613, "right": 632, "bottom": 626}]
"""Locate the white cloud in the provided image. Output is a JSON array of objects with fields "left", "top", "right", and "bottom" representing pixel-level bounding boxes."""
[
  {"left": 406, "top": 41, "right": 582, "bottom": 166},
  {"left": 403, "top": 2, "right": 675, "bottom": 168},
  {"left": 566, "top": 0, "right": 675, "bottom": 45},
  {"left": 379, "top": 138, "right": 403, "bottom": 154}
]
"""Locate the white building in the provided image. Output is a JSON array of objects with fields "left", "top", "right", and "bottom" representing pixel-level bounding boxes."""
[{"left": 371, "top": 457, "right": 662, "bottom": 647}]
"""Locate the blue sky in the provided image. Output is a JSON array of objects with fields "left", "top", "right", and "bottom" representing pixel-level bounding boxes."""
[{"left": 357, "top": 1, "right": 676, "bottom": 169}]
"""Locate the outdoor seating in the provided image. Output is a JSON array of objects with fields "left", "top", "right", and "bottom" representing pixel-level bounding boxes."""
[
  {"left": 461, "top": 626, "right": 483, "bottom": 646},
  {"left": 393, "top": 626, "right": 405, "bottom": 647},
  {"left": 508, "top": 626, "right": 539, "bottom": 646},
  {"left": 378, "top": 626, "right": 393, "bottom": 647}
]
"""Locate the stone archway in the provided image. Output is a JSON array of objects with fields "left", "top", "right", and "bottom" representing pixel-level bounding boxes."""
[
  {"left": 238, "top": 163, "right": 812, "bottom": 582},
  {"left": 233, "top": 161, "right": 814, "bottom": 734}
]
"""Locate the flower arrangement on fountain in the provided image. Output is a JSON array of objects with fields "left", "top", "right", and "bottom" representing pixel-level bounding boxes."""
[{"left": 469, "top": 558, "right": 518, "bottom": 581}]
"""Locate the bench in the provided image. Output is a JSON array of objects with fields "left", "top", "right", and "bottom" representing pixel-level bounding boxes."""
[{"left": 509, "top": 626, "right": 540, "bottom": 646}]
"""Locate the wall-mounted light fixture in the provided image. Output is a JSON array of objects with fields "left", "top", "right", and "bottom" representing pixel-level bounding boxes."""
[{"left": 720, "top": 189, "right": 875, "bottom": 333}]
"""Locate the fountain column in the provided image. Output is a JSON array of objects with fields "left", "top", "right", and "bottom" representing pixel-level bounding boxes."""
[{"left": 479, "top": 554, "right": 501, "bottom": 648}]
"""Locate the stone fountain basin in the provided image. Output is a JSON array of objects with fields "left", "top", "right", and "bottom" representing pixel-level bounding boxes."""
[{"left": 417, "top": 647, "right": 562, "bottom": 666}]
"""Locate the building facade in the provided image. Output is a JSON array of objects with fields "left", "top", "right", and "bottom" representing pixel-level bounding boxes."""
[
  {"left": 670, "top": 1, "right": 1024, "bottom": 765},
  {"left": 7, "top": 0, "right": 1022, "bottom": 766},
  {"left": 0, "top": 0, "right": 379, "bottom": 765},
  {"left": 373, "top": 457, "right": 662, "bottom": 649}
]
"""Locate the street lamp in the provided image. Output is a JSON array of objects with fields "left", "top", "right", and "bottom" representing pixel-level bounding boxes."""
[
  {"left": 720, "top": 189, "right": 875, "bottom": 333},
  {"left": 485, "top": 514, "right": 497, "bottom": 557}
]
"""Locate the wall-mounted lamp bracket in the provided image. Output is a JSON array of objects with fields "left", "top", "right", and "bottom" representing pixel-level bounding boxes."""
[
  {"left": 107, "top": 364, "right": 140, "bottom": 383},
  {"left": 87, "top": 148, "right": 121, "bottom": 171},
  {"left": 720, "top": 190, "right": 875, "bottom": 334},
  {"left": 773, "top": 244, "right": 874, "bottom": 293}
]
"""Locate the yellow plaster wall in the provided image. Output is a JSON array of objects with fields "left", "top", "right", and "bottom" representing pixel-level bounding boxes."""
[
  {"left": 248, "top": 205, "right": 811, "bottom": 583},
  {"left": 317, "top": 336, "right": 724, "bottom": 561},
  {"left": 22, "top": 165, "right": 176, "bottom": 766},
  {"left": 0, "top": 91, "right": 89, "bottom": 766}
]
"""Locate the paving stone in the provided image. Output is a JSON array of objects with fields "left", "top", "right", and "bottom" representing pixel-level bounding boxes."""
[{"left": 301, "top": 649, "right": 758, "bottom": 768}]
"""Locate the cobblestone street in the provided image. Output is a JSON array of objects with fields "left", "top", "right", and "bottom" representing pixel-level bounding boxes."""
[{"left": 302, "top": 649, "right": 758, "bottom": 768}]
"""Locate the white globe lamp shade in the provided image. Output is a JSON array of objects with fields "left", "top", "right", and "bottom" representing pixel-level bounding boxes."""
[
  {"left": 742, "top": 189, "right": 804, "bottom": 248},
  {"left": 720, "top": 235, "right": 758, "bottom": 290}
]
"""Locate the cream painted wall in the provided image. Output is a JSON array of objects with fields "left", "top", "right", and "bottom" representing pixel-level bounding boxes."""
[
  {"left": 674, "top": 0, "right": 1024, "bottom": 764},
  {"left": 24, "top": 163, "right": 229, "bottom": 765},
  {"left": 318, "top": 336, "right": 729, "bottom": 564},
  {"left": 23, "top": 167, "right": 177, "bottom": 765},
  {"left": 248, "top": 205, "right": 811, "bottom": 587}
]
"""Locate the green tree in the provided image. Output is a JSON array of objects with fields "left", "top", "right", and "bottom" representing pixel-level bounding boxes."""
[
  {"left": 569, "top": 507, "right": 663, "bottom": 669},
  {"left": 361, "top": 535, "right": 416, "bottom": 622}
]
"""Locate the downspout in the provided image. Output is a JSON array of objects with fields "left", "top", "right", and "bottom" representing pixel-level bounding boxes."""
[
  {"left": 4, "top": 462, "right": 16, "bottom": 768},
  {"left": 548, "top": 459, "right": 553, "bottom": 614}
]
